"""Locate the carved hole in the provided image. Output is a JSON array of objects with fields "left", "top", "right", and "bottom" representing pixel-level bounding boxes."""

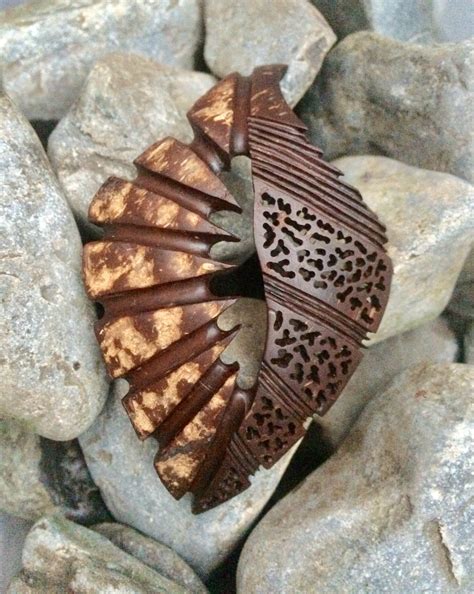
[
  {"left": 337, "top": 287, "right": 353, "bottom": 302},
  {"left": 271, "top": 350, "right": 293, "bottom": 368},
  {"left": 274, "top": 311, "right": 283, "bottom": 331},
  {"left": 281, "top": 226, "right": 303, "bottom": 247},
  {"left": 294, "top": 344, "right": 310, "bottom": 363},
  {"left": 289, "top": 319, "right": 308, "bottom": 332},
  {"left": 290, "top": 362, "right": 304, "bottom": 383},
  {"left": 308, "top": 365, "right": 320, "bottom": 383},
  {"left": 310, "top": 232, "right": 330, "bottom": 245},
  {"left": 268, "top": 259, "right": 295, "bottom": 279},
  {"left": 297, "top": 249, "right": 310, "bottom": 262},
  {"left": 350, "top": 297, "right": 363, "bottom": 310},
  {"left": 308, "top": 258, "right": 324, "bottom": 271},
  {"left": 317, "top": 350, "right": 330, "bottom": 365},
  {"left": 277, "top": 198, "right": 291, "bottom": 215},
  {"left": 370, "top": 295, "right": 382, "bottom": 310},
  {"left": 300, "top": 331, "right": 320, "bottom": 346},
  {"left": 262, "top": 192, "right": 276, "bottom": 206},
  {"left": 275, "top": 329, "right": 297, "bottom": 347},
  {"left": 270, "top": 239, "right": 290, "bottom": 257},
  {"left": 297, "top": 206, "right": 316, "bottom": 221},
  {"left": 336, "top": 231, "right": 352, "bottom": 244},
  {"left": 336, "top": 248, "right": 355, "bottom": 259},
  {"left": 317, "top": 219, "right": 335, "bottom": 234},
  {"left": 299, "top": 267, "right": 315, "bottom": 282},
  {"left": 313, "top": 280, "right": 328, "bottom": 290},
  {"left": 263, "top": 223, "right": 276, "bottom": 248},
  {"left": 285, "top": 217, "right": 311, "bottom": 234}
]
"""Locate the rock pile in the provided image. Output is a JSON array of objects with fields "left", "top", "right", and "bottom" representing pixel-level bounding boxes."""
[{"left": 1, "top": 1, "right": 472, "bottom": 592}]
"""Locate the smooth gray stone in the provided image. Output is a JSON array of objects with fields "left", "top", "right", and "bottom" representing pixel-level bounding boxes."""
[
  {"left": 0, "top": 91, "right": 108, "bottom": 440},
  {"left": 94, "top": 523, "right": 208, "bottom": 594},
  {"left": 47, "top": 53, "right": 216, "bottom": 234},
  {"left": 316, "top": 317, "right": 458, "bottom": 449},
  {"left": 7, "top": 515, "right": 189, "bottom": 593},
  {"left": 300, "top": 33, "right": 474, "bottom": 184},
  {"left": 0, "top": 419, "right": 109, "bottom": 524},
  {"left": 204, "top": 0, "right": 336, "bottom": 106},
  {"left": 332, "top": 155, "right": 474, "bottom": 343},
  {"left": 311, "top": 0, "right": 436, "bottom": 43},
  {"left": 79, "top": 380, "right": 297, "bottom": 578},
  {"left": 238, "top": 363, "right": 474, "bottom": 593},
  {"left": 0, "top": 0, "right": 202, "bottom": 120}
]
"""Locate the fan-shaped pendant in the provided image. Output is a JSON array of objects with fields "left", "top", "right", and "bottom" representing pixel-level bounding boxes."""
[{"left": 83, "top": 65, "right": 392, "bottom": 513}]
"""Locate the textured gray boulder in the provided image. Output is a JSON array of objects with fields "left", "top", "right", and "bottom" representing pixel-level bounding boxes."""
[
  {"left": 238, "top": 363, "right": 474, "bottom": 593},
  {"left": 300, "top": 33, "right": 474, "bottom": 183},
  {"left": 204, "top": 0, "right": 336, "bottom": 106},
  {"left": 311, "top": 0, "right": 435, "bottom": 42},
  {"left": 79, "top": 381, "right": 297, "bottom": 578},
  {"left": 94, "top": 523, "right": 207, "bottom": 594},
  {"left": 48, "top": 53, "right": 216, "bottom": 233},
  {"left": 0, "top": 419, "right": 109, "bottom": 524},
  {"left": 332, "top": 155, "right": 474, "bottom": 343},
  {"left": 7, "top": 515, "right": 189, "bottom": 593},
  {"left": 0, "top": 0, "right": 202, "bottom": 120},
  {"left": 317, "top": 317, "right": 458, "bottom": 449},
  {"left": 0, "top": 92, "right": 108, "bottom": 440}
]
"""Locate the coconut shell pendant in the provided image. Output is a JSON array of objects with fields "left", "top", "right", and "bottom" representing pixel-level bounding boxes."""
[{"left": 83, "top": 65, "right": 392, "bottom": 513}]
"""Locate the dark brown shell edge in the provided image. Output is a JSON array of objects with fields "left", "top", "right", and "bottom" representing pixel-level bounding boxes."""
[{"left": 82, "top": 65, "right": 392, "bottom": 513}]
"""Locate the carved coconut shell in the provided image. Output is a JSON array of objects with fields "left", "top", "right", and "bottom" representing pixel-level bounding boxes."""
[{"left": 83, "top": 65, "right": 392, "bottom": 513}]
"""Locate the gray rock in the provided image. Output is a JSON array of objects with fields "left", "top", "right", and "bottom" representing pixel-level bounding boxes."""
[
  {"left": 332, "top": 155, "right": 474, "bottom": 343},
  {"left": 0, "top": 419, "right": 109, "bottom": 524},
  {"left": 209, "top": 156, "right": 255, "bottom": 265},
  {"left": 238, "top": 363, "right": 474, "bottom": 593},
  {"left": 0, "top": 514, "right": 31, "bottom": 594},
  {"left": 94, "top": 523, "right": 208, "bottom": 594},
  {"left": 7, "top": 515, "right": 189, "bottom": 593},
  {"left": 447, "top": 243, "right": 474, "bottom": 321},
  {"left": 465, "top": 322, "right": 474, "bottom": 364},
  {"left": 448, "top": 280, "right": 474, "bottom": 322},
  {"left": 0, "top": 0, "right": 202, "bottom": 120},
  {"left": 218, "top": 298, "right": 267, "bottom": 390},
  {"left": 48, "top": 53, "right": 216, "bottom": 234},
  {"left": 317, "top": 317, "right": 458, "bottom": 449},
  {"left": 300, "top": 33, "right": 474, "bottom": 183},
  {"left": 0, "top": 92, "right": 108, "bottom": 440},
  {"left": 311, "top": 0, "right": 435, "bottom": 43},
  {"left": 204, "top": 0, "right": 336, "bottom": 106},
  {"left": 458, "top": 247, "right": 474, "bottom": 285},
  {"left": 79, "top": 381, "right": 298, "bottom": 578}
]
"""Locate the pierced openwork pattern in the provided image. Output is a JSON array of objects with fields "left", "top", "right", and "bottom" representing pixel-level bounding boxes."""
[
  {"left": 266, "top": 304, "right": 362, "bottom": 416},
  {"left": 83, "top": 65, "right": 392, "bottom": 513},
  {"left": 259, "top": 191, "right": 389, "bottom": 327}
]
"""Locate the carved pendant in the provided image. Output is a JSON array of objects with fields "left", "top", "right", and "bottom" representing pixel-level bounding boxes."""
[{"left": 83, "top": 65, "right": 392, "bottom": 513}]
